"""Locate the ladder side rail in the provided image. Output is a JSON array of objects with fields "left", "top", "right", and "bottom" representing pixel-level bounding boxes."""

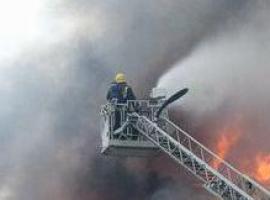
[
  {"left": 161, "top": 117, "right": 270, "bottom": 199},
  {"left": 162, "top": 117, "right": 245, "bottom": 173},
  {"left": 133, "top": 114, "right": 254, "bottom": 200},
  {"left": 160, "top": 118, "right": 209, "bottom": 163},
  {"left": 134, "top": 114, "right": 218, "bottom": 184},
  {"left": 150, "top": 129, "right": 212, "bottom": 184},
  {"left": 136, "top": 115, "right": 252, "bottom": 200},
  {"left": 160, "top": 118, "right": 229, "bottom": 180}
]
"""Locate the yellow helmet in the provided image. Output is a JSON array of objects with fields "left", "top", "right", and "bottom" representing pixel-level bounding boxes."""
[{"left": 115, "top": 73, "right": 126, "bottom": 83}]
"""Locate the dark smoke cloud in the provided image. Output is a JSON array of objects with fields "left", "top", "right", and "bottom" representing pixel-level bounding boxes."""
[{"left": 0, "top": 0, "right": 255, "bottom": 199}]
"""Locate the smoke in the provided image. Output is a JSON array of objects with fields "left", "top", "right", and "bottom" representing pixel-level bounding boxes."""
[
  {"left": 0, "top": 0, "right": 260, "bottom": 200},
  {"left": 158, "top": 0, "right": 270, "bottom": 186}
]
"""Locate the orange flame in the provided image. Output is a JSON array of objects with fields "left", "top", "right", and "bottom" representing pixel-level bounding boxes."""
[
  {"left": 212, "top": 125, "right": 241, "bottom": 169},
  {"left": 254, "top": 154, "right": 270, "bottom": 184}
]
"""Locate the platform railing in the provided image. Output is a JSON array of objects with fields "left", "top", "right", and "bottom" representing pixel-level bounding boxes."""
[{"left": 100, "top": 99, "right": 166, "bottom": 141}]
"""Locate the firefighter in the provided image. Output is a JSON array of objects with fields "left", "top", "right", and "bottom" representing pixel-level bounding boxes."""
[
  {"left": 106, "top": 73, "right": 136, "bottom": 103},
  {"left": 106, "top": 73, "right": 136, "bottom": 133}
]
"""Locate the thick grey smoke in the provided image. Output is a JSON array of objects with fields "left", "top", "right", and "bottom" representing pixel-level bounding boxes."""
[
  {"left": 0, "top": 0, "right": 258, "bottom": 200},
  {"left": 158, "top": 0, "right": 270, "bottom": 185}
]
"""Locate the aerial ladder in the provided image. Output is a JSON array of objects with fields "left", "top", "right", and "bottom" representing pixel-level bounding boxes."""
[{"left": 100, "top": 88, "right": 270, "bottom": 200}]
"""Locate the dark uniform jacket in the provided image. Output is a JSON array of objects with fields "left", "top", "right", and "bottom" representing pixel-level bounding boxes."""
[{"left": 106, "top": 82, "right": 136, "bottom": 103}]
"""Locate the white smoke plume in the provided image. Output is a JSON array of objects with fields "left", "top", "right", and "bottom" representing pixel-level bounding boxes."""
[{"left": 158, "top": 0, "right": 270, "bottom": 186}]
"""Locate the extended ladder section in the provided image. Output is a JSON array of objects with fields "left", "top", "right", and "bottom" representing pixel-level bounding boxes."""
[{"left": 128, "top": 112, "right": 270, "bottom": 200}]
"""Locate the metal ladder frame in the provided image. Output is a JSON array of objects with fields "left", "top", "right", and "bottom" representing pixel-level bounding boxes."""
[{"left": 128, "top": 112, "right": 270, "bottom": 200}]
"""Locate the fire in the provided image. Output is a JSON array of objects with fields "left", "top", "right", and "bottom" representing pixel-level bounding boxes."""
[
  {"left": 254, "top": 154, "right": 270, "bottom": 184},
  {"left": 212, "top": 125, "right": 242, "bottom": 169}
]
